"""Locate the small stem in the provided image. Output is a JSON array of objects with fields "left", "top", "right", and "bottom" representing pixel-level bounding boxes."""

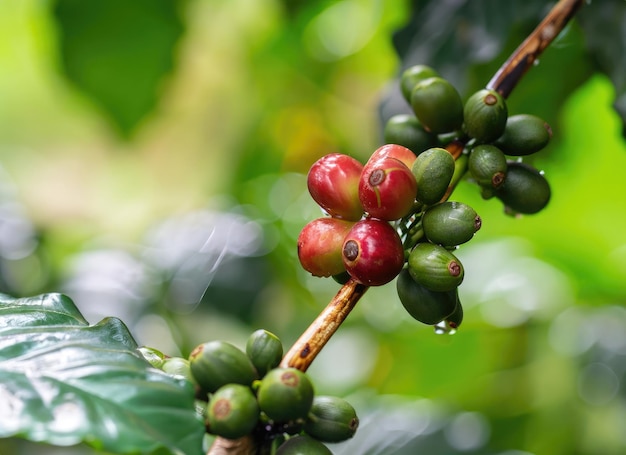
[
  {"left": 207, "top": 1, "right": 585, "bottom": 453},
  {"left": 206, "top": 436, "right": 256, "bottom": 455},
  {"left": 487, "top": 0, "right": 584, "bottom": 99},
  {"left": 281, "top": 0, "right": 583, "bottom": 371},
  {"left": 279, "top": 278, "right": 368, "bottom": 371},
  {"left": 277, "top": 0, "right": 585, "bottom": 376}
]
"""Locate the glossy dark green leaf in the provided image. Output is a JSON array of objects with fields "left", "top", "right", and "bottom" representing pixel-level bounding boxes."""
[
  {"left": 0, "top": 293, "right": 205, "bottom": 455},
  {"left": 52, "top": 0, "right": 185, "bottom": 137}
]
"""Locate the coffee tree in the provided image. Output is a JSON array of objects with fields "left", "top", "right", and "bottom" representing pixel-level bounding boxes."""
[{"left": 1, "top": 0, "right": 625, "bottom": 454}]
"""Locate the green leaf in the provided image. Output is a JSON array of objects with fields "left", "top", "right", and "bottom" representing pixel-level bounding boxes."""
[
  {"left": 52, "top": 0, "right": 185, "bottom": 137},
  {"left": 0, "top": 293, "right": 205, "bottom": 455}
]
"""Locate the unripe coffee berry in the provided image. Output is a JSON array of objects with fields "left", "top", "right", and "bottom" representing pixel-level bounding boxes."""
[
  {"left": 396, "top": 268, "right": 458, "bottom": 325},
  {"left": 411, "top": 147, "right": 455, "bottom": 205},
  {"left": 400, "top": 64, "right": 439, "bottom": 103},
  {"left": 206, "top": 384, "right": 259, "bottom": 439},
  {"left": 383, "top": 115, "right": 438, "bottom": 156},
  {"left": 246, "top": 329, "right": 283, "bottom": 378},
  {"left": 276, "top": 435, "right": 332, "bottom": 454},
  {"left": 468, "top": 144, "right": 507, "bottom": 189},
  {"left": 422, "top": 201, "right": 481, "bottom": 246},
  {"left": 407, "top": 242, "right": 464, "bottom": 292},
  {"left": 494, "top": 114, "right": 552, "bottom": 156},
  {"left": 189, "top": 341, "right": 258, "bottom": 393},
  {"left": 304, "top": 396, "right": 359, "bottom": 442},
  {"left": 257, "top": 368, "right": 314, "bottom": 422},
  {"left": 463, "top": 88, "right": 508, "bottom": 143},
  {"left": 495, "top": 161, "right": 551, "bottom": 214},
  {"left": 410, "top": 76, "right": 464, "bottom": 134}
]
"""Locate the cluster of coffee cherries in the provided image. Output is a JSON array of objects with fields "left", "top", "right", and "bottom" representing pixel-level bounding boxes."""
[
  {"left": 389, "top": 64, "right": 552, "bottom": 214},
  {"left": 147, "top": 330, "right": 359, "bottom": 453},
  {"left": 297, "top": 64, "right": 553, "bottom": 332}
]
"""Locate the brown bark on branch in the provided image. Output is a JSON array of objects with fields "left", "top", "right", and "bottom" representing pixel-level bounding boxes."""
[
  {"left": 207, "top": 1, "right": 584, "bottom": 453},
  {"left": 206, "top": 436, "right": 256, "bottom": 455},
  {"left": 279, "top": 278, "right": 369, "bottom": 371},
  {"left": 277, "top": 0, "right": 585, "bottom": 375},
  {"left": 487, "top": 0, "right": 585, "bottom": 98}
]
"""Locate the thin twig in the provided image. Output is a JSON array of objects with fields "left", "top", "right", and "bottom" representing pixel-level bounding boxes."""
[
  {"left": 487, "top": 0, "right": 585, "bottom": 98},
  {"left": 278, "top": 0, "right": 585, "bottom": 374},
  {"left": 279, "top": 278, "right": 369, "bottom": 371},
  {"left": 206, "top": 436, "right": 256, "bottom": 455},
  {"left": 207, "top": 1, "right": 584, "bottom": 453}
]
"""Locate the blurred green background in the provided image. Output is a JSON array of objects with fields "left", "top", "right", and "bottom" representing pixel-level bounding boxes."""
[{"left": 1, "top": 0, "right": 626, "bottom": 454}]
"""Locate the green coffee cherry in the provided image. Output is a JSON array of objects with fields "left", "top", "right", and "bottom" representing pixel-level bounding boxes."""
[
  {"left": 495, "top": 161, "right": 551, "bottom": 214},
  {"left": 400, "top": 64, "right": 439, "bottom": 103},
  {"left": 468, "top": 144, "right": 508, "bottom": 189},
  {"left": 162, "top": 357, "right": 194, "bottom": 383},
  {"left": 384, "top": 114, "right": 438, "bottom": 155},
  {"left": 257, "top": 368, "right": 314, "bottom": 422},
  {"left": 206, "top": 384, "right": 260, "bottom": 440},
  {"left": 408, "top": 242, "right": 464, "bottom": 292},
  {"left": 463, "top": 88, "right": 508, "bottom": 143},
  {"left": 396, "top": 268, "right": 458, "bottom": 325},
  {"left": 276, "top": 435, "right": 333, "bottom": 455},
  {"left": 304, "top": 396, "right": 359, "bottom": 442},
  {"left": 411, "top": 147, "right": 455, "bottom": 205},
  {"left": 410, "top": 77, "right": 464, "bottom": 134},
  {"left": 494, "top": 114, "right": 552, "bottom": 156},
  {"left": 445, "top": 294, "right": 464, "bottom": 330},
  {"left": 246, "top": 329, "right": 283, "bottom": 378},
  {"left": 189, "top": 341, "right": 258, "bottom": 393},
  {"left": 422, "top": 201, "right": 481, "bottom": 246}
]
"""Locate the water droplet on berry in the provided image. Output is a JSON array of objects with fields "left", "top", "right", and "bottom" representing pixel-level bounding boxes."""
[{"left": 434, "top": 320, "right": 457, "bottom": 335}]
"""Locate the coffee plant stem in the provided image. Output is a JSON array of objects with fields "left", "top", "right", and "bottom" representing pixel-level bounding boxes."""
[
  {"left": 279, "top": 0, "right": 584, "bottom": 376},
  {"left": 279, "top": 278, "right": 369, "bottom": 371},
  {"left": 206, "top": 435, "right": 256, "bottom": 455},
  {"left": 487, "top": 0, "right": 585, "bottom": 99},
  {"left": 207, "top": 1, "right": 584, "bottom": 453}
]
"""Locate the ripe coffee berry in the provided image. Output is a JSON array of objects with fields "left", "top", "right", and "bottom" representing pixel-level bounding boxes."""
[
  {"left": 297, "top": 218, "right": 355, "bottom": 277},
  {"left": 358, "top": 157, "right": 417, "bottom": 221},
  {"left": 367, "top": 143, "right": 417, "bottom": 170},
  {"left": 307, "top": 153, "right": 364, "bottom": 221},
  {"left": 342, "top": 219, "right": 404, "bottom": 286}
]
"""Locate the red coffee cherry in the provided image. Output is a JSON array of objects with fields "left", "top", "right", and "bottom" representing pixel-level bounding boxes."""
[
  {"left": 358, "top": 157, "right": 417, "bottom": 221},
  {"left": 342, "top": 219, "right": 404, "bottom": 286},
  {"left": 297, "top": 218, "right": 355, "bottom": 277},
  {"left": 367, "top": 143, "right": 417, "bottom": 169},
  {"left": 307, "top": 153, "right": 364, "bottom": 221}
]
